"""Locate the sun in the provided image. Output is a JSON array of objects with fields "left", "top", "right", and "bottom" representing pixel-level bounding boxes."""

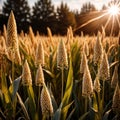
[{"left": 108, "top": 5, "right": 119, "bottom": 16}]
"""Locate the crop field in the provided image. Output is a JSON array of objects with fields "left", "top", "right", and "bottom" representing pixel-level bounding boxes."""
[{"left": 0, "top": 11, "right": 120, "bottom": 120}]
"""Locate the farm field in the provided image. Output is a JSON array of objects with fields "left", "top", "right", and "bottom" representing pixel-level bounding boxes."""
[{"left": 0, "top": 11, "right": 120, "bottom": 120}]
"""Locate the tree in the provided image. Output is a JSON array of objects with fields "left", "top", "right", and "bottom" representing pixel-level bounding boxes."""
[
  {"left": 31, "top": 0, "right": 56, "bottom": 34},
  {"left": 56, "top": 2, "right": 76, "bottom": 35},
  {"left": 102, "top": 4, "right": 107, "bottom": 11},
  {"left": 80, "top": 2, "right": 96, "bottom": 14},
  {"left": 2, "top": 0, "right": 31, "bottom": 32}
]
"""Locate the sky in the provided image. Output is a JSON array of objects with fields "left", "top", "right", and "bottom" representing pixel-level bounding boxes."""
[
  {"left": 28, "top": 0, "right": 110, "bottom": 11},
  {"left": 0, "top": 0, "right": 110, "bottom": 11}
]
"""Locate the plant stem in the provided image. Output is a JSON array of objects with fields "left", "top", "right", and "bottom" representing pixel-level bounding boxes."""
[
  {"left": 88, "top": 96, "right": 92, "bottom": 109},
  {"left": 85, "top": 97, "right": 88, "bottom": 113},
  {"left": 102, "top": 80, "right": 105, "bottom": 114},
  {"left": 37, "top": 86, "right": 40, "bottom": 111},
  {"left": 12, "top": 55, "right": 15, "bottom": 81},
  {"left": 98, "top": 92, "right": 102, "bottom": 119},
  {"left": 61, "top": 66, "right": 64, "bottom": 101},
  {"left": 42, "top": 115, "right": 46, "bottom": 120}
]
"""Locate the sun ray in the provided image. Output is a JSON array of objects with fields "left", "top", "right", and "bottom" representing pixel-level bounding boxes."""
[
  {"left": 110, "top": 16, "right": 115, "bottom": 36},
  {"left": 104, "top": 15, "right": 112, "bottom": 29},
  {"left": 74, "top": 12, "right": 108, "bottom": 31},
  {"left": 116, "top": 15, "right": 120, "bottom": 28}
]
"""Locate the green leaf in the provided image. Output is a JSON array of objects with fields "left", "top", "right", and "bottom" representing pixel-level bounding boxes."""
[
  {"left": 17, "top": 93, "right": 30, "bottom": 120},
  {"left": 103, "top": 109, "right": 112, "bottom": 120},
  {"left": 60, "top": 57, "right": 73, "bottom": 119},
  {"left": 1, "top": 73, "right": 10, "bottom": 103},
  {"left": 0, "top": 108, "right": 6, "bottom": 119},
  {"left": 9, "top": 76, "right": 21, "bottom": 100},
  {"left": 48, "top": 86, "right": 58, "bottom": 112},
  {"left": 43, "top": 69, "right": 55, "bottom": 78},
  {"left": 109, "top": 61, "right": 119, "bottom": 68},
  {"left": 62, "top": 101, "right": 74, "bottom": 120},
  {"left": 27, "top": 85, "right": 37, "bottom": 119},
  {"left": 93, "top": 93, "right": 98, "bottom": 112},
  {"left": 61, "top": 57, "right": 73, "bottom": 107},
  {"left": 66, "top": 108, "right": 75, "bottom": 120},
  {"left": 79, "top": 112, "right": 89, "bottom": 120},
  {"left": 52, "top": 107, "right": 62, "bottom": 120}
]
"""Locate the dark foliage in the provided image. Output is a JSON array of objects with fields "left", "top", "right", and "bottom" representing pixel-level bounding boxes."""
[
  {"left": 31, "top": 0, "right": 57, "bottom": 35},
  {"left": 56, "top": 2, "right": 76, "bottom": 35},
  {"left": 2, "top": 0, "right": 31, "bottom": 33}
]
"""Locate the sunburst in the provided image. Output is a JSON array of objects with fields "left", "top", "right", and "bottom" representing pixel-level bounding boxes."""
[{"left": 108, "top": 5, "right": 119, "bottom": 16}]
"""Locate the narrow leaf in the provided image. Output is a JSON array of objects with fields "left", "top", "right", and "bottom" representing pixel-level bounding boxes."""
[
  {"left": 17, "top": 93, "right": 30, "bottom": 120},
  {"left": 79, "top": 112, "right": 89, "bottom": 120},
  {"left": 61, "top": 58, "right": 73, "bottom": 107}
]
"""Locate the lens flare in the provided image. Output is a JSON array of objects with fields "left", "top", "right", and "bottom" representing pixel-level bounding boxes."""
[{"left": 108, "top": 5, "right": 119, "bottom": 15}]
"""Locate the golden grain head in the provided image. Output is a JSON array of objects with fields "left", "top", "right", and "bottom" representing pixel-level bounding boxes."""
[
  {"left": 40, "top": 85, "right": 53, "bottom": 116},
  {"left": 35, "top": 41, "right": 45, "bottom": 66},
  {"left": 69, "top": 26, "right": 73, "bottom": 40},
  {"left": 57, "top": 39, "right": 68, "bottom": 69},
  {"left": 47, "top": 27, "right": 52, "bottom": 39},
  {"left": 6, "top": 11, "right": 18, "bottom": 49},
  {"left": 3, "top": 24, "right": 7, "bottom": 41},
  {"left": 83, "top": 41, "right": 89, "bottom": 56},
  {"left": 111, "top": 65, "right": 118, "bottom": 88},
  {"left": 35, "top": 64, "right": 45, "bottom": 86},
  {"left": 82, "top": 62, "right": 93, "bottom": 97},
  {"left": 98, "top": 51, "right": 110, "bottom": 81},
  {"left": 29, "top": 26, "right": 34, "bottom": 43},
  {"left": 6, "top": 11, "right": 21, "bottom": 64},
  {"left": 80, "top": 51, "right": 87, "bottom": 74},
  {"left": 93, "top": 35, "right": 103, "bottom": 65},
  {"left": 22, "top": 60, "right": 32, "bottom": 86},
  {"left": 112, "top": 84, "right": 120, "bottom": 115},
  {"left": 94, "top": 76, "right": 101, "bottom": 93}
]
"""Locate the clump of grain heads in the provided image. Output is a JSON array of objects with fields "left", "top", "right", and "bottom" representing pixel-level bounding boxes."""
[
  {"left": 57, "top": 39, "right": 68, "bottom": 69},
  {"left": 35, "top": 41, "right": 45, "bottom": 66},
  {"left": 98, "top": 51, "right": 110, "bottom": 80},
  {"left": 112, "top": 84, "right": 120, "bottom": 115},
  {"left": 82, "top": 56, "right": 93, "bottom": 97},
  {"left": 35, "top": 64, "right": 45, "bottom": 86},
  {"left": 22, "top": 60, "right": 32, "bottom": 86},
  {"left": 6, "top": 11, "right": 21, "bottom": 64},
  {"left": 111, "top": 65, "right": 118, "bottom": 88},
  {"left": 94, "top": 75, "right": 101, "bottom": 93},
  {"left": 41, "top": 85, "right": 53, "bottom": 117},
  {"left": 80, "top": 51, "right": 87, "bottom": 74},
  {"left": 93, "top": 35, "right": 103, "bottom": 65}
]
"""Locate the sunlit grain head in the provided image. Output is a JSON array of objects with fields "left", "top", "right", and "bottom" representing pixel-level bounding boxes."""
[
  {"left": 41, "top": 85, "right": 53, "bottom": 116},
  {"left": 22, "top": 60, "right": 32, "bottom": 86},
  {"left": 35, "top": 64, "right": 45, "bottom": 86}
]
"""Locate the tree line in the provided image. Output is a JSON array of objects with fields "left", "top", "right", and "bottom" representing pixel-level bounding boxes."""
[{"left": 0, "top": 0, "right": 119, "bottom": 35}]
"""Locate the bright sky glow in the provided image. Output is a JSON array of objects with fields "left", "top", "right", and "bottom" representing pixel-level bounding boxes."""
[
  {"left": 108, "top": 5, "right": 119, "bottom": 15},
  {"left": 28, "top": 0, "right": 110, "bottom": 11},
  {"left": 0, "top": 0, "right": 110, "bottom": 11}
]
